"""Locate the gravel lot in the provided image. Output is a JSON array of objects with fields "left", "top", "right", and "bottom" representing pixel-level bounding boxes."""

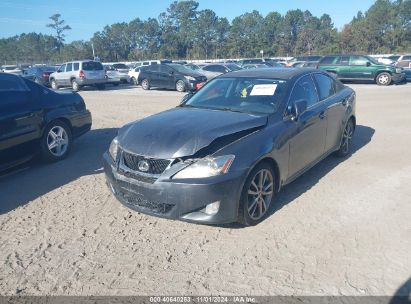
[{"left": 0, "top": 83, "right": 410, "bottom": 296}]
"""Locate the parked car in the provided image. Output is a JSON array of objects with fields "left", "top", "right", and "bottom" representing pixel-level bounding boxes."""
[
  {"left": 388, "top": 55, "right": 401, "bottom": 62},
  {"left": 242, "top": 63, "right": 272, "bottom": 69},
  {"left": 184, "top": 63, "right": 220, "bottom": 80},
  {"left": 128, "top": 66, "right": 142, "bottom": 85},
  {"left": 395, "top": 54, "right": 411, "bottom": 68},
  {"left": 137, "top": 63, "right": 207, "bottom": 92},
  {"left": 104, "top": 64, "right": 129, "bottom": 85},
  {"left": 111, "top": 63, "right": 130, "bottom": 74},
  {"left": 1, "top": 65, "right": 23, "bottom": 75},
  {"left": 104, "top": 68, "right": 356, "bottom": 225},
  {"left": 0, "top": 73, "right": 92, "bottom": 171},
  {"left": 404, "top": 68, "right": 411, "bottom": 81},
  {"left": 200, "top": 63, "right": 242, "bottom": 78},
  {"left": 238, "top": 58, "right": 284, "bottom": 67},
  {"left": 49, "top": 60, "right": 106, "bottom": 91},
  {"left": 375, "top": 57, "right": 395, "bottom": 65},
  {"left": 292, "top": 55, "right": 323, "bottom": 62},
  {"left": 133, "top": 59, "right": 172, "bottom": 69},
  {"left": 22, "top": 65, "right": 57, "bottom": 86},
  {"left": 318, "top": 54, "right": 405, "bottom": 85}
]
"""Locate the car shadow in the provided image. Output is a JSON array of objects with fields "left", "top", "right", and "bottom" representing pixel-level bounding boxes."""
[
  {"left": 224, "top": 124, "right": 375, "bottom": 228},
  {"left": 0, "top": 128, "right": 118, "bottom": 215}
]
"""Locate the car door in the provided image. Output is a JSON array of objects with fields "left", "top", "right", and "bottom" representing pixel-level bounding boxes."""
[
  {"left": 287, "top": 74, "right": 327, "bottom": 179},
  {"left": 158, "top": 65, "right": 173, "bottom": 88},
  {"left": 64, "top": 62, "right": 73, "bottom": 86},
  {"left": 54, "top": 64, "right": 66, "bottom": 85},
  {"left": 0, "top": 74, "right": 43, "bottom": 158},
  {"left": 312, "top": 73, "right": 347, "bottom": 152},
  {"left": 334, "top": 56, "right": 352, "bottom": 79},
  {"left": 349, "top": 55, "right": 373, "bottom": 79}
]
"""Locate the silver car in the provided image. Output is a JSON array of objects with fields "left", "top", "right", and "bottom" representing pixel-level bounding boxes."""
[{"left": 49, "top": 60, "right": 106, "bottom": 91}]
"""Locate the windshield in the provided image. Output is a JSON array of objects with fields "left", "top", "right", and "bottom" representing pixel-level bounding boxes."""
[
  {"left": 366, "top": 56, "right": 380, "bottom": 65},
  {"left": 184, "top": 77, "right": 288, "bottom": 114},
  {"left": 168, "top": 64, "right": 197, "bottom": 74},
  {"left": 113, "top": 63, "right": 128, "bottom": 69}
]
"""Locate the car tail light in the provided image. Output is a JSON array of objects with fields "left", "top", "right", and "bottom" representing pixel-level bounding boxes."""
[
  {"left": 79, "top": 70, "right": 85, "bottom": 78},
  {"left": 42, "top": 72, "right": 49, "bottom": 78},
  {"left": 196, "top": 82, "right": 205, "bottom": 90}
]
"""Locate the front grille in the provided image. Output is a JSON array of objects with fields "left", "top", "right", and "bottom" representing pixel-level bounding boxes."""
[
  {"left": 118, "top": 168, "right": 157, "bottom": 184},
  {"left": 122, "top": 151, "right": 170, "bottom": 175},
  {"left": 116, "top": 184, "right": 174, "bottom": 214}
]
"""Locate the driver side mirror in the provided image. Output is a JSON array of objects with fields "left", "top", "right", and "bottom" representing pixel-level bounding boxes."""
[
  {"left": 180, "top": 91, "right": 194, "bottom": 104},
  {"left": 366, "top": 61, "right": 371, "bottom": 67},
  {"left": 288, "top": 99, "right": 308, "bottom": 120}
]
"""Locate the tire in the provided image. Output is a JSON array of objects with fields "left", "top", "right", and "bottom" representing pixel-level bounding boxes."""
[
  {"left": 238, "top": 162, "right": 275, "bottom": 226},
  {"left": 376, "top": 72, "right": 392, "bottom": 86},
  {"left": 72, "top": 80, "right": 80, "bottom": 91},
  {"left": 335, "top": 119, "right": 355, "bottom": 157},
  {"left": 50, "top": 79, "right": 59, "bottom": 90},
  {"left": 97, "top": 84, "right": 105, "bottom": 90},
  {"left": 176, "top": 80, "right": 186, "bottom": 92},
  {"left": 40, "top": 120, "right": 72, "bottom": 162},
  {"left": 141, "top": 79, "right": 150, "bottom": 90},
  {"left": 131, "top": 77, "right": 138, "bottom": 85}
]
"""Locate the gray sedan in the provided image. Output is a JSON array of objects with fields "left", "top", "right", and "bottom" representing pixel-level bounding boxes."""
[{"left": 103, "top": 68, "right": 356, "bottom": 225}]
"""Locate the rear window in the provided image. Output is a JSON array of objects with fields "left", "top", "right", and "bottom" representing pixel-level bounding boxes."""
[
  {"left": 113, "top": 63, "right": 128, "bottom": 69},
  {"left": 82, "top": 61, "right": 103, "bottom": 71},
  {"left": 403, "top": 56, "right": 411, "bottom": 60},
  {"left": 0, "top": 74, "right": 28, "bottom": 92}
]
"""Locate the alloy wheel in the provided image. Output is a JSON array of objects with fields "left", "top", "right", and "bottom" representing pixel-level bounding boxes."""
[
  {"left": 341, "top": 121, "right": 354, "bottom": 155},
  {"left": 378, "top": 74, "right": 389, "bottom": 85},
  {"left": 247, "top": 169, "right": 274, "bottom": 220},
  {"left": 176, "top": 80, "right": 185, "bottom": 92},
  {"left": 47, "top": 126, "right": 69, "bottom": 157}
]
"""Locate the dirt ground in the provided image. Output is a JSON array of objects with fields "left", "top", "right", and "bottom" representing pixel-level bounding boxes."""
[{"left": 0, "top": 83, "right": 410, "bottom": 296}]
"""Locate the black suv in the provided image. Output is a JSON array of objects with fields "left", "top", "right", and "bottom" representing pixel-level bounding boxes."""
[{"left": 137, "top": 64, "right": 207, "bottom": 92}]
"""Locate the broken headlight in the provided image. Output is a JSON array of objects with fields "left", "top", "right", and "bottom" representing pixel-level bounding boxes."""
[
  {"left": 109, "top": 136, "right": 119, "bottom": 161},
  {"left": 173, "top": 155, "right": 235, "bottom": 179}
]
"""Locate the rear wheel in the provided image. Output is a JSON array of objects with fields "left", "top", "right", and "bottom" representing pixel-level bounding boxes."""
[
  {"left": 50, "top": 79, "right": 58, "bottom": 90},
  {"left": 238, "top": 162, "right": 275, "bottom": 226},
  {"left": 336, "top": 119, "right": 355, "bottom": 157},
  {"left": 141, "top": 79, "right": 150, "bottom": 90},
  {"left": 40, "top": 120, "right": 72, "bottom": 162},
  {"left": 376, "top": 72, "right": 392, "bottom": 86},
  {"left": 72, "top": 80, "right": 80, "bottom": 91},
  {"left": 176, "top": 80, "right": 186, "bottom": 92}
]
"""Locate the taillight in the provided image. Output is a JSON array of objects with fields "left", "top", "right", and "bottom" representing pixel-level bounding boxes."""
[
  {"left": 42, "top": 72, "right": 49, "bottom": 78},
  {"left": 79, "top": 70, "right": 85, "bottom": 78}
]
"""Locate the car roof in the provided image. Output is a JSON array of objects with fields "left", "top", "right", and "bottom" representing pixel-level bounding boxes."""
[{"left": 220, "top": 67, "right": 318, "bottom": 79}]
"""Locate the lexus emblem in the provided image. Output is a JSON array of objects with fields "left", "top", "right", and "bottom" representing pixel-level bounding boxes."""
[{"left": 137, "top": 160, "right": 150, "bottom": 172}]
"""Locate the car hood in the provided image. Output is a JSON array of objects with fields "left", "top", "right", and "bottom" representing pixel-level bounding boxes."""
[{"left": 118, "top": 107, "right": 267, "bottom": 159}]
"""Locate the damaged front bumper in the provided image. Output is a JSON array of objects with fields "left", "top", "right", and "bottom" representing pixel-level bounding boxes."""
[{"left": 103, "top": 152, "right": 245, "bottom": 224}]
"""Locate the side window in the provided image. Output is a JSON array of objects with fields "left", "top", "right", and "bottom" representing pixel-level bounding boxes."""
[
  {"left": 66, "top": 63, "right": 73, "bottom": 72},
  {"left": 313, "top": 73, "right": 335, "bottom": 100},
  {"left": 160, "top": 65, "right": 171, "bottom": 73},
  {"left": 350, "top": 56, "right": 368, "bottom": 66},
  {"left": 402, "top": 56, "right": 411, "bottom": 60},
  {"left": 73, "top": 63, "right": 79, "bottom": 71},
  {"left": 203, "top": 65, "right": 216, "bottom": 72},
  {"left": 148, "top": 65, "right": 159, "bottom": 72},
  {"left": 59, "top": 64, "right": 66, "bottom": 72},
  {"left": 320, "top": 56, "right": 337, "bottom": 64},
  {"left": 0, "top": 74, "right": 28, "bottom": 92},
  {"left": 289, "top": 75, "right": 318, "bottom": 108}
]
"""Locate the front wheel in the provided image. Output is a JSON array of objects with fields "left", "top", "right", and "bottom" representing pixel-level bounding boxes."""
[
  {"left": 141, "top": 79, "right": 150, "bottom": 90},
  {"left": 336, "top": 119, "right": 355, "bottom": 157},
  {"left": 40, "top": 120, "right": 72, "bottom": 162},
  {"left": 238, "top": 162, "right": 275, "bottom": 226},
  {"left": 176, "top": 80, "right": 186, "bottom": 92},
  {"left": 376, "top": 72, "right": 392, "bottom": 86}
]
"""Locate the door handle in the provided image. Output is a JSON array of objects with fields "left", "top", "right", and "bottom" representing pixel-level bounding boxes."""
[{"left": 319, "top": 111, "right": 326, "bottom": 119}]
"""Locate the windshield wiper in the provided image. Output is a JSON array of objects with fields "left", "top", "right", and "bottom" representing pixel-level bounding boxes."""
[{"left": 218, "top": 107, "right": 246, "bottom": 113}]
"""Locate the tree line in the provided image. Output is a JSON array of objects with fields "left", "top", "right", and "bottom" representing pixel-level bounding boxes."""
[{"left": 1, "top": 0, "right": 410, "bottom": 64}]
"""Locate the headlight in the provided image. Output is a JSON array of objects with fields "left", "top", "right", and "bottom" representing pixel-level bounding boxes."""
[
  {"left": 173, "top": 155, "right": 235, "bottom": 179},
  {"left": 184, "top": 75, "right": 196, "bottom": 81},
  {"left": 109, "top": 137, "right": 119, "bottom": 161},
  {"left": 395, "top": 67, "right": 403, "bottom": 73}
]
